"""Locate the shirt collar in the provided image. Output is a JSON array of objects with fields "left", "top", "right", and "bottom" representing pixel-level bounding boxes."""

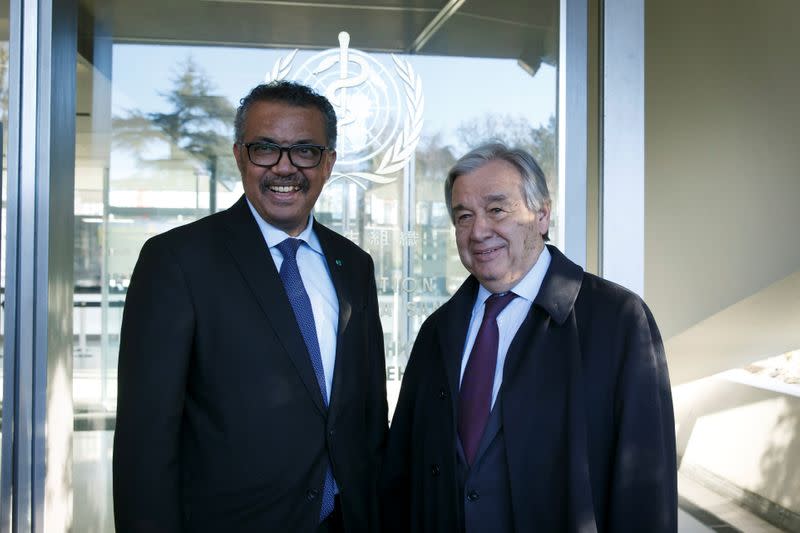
[
  {"left": 245, "top": 197, "right": 324, "bottom": 255},
  {"left": 475, "top": 245, "right": 552, "bottom": 308}
]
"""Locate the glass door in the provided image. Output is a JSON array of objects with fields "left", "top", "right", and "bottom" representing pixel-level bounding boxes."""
[{"left": 75, "top": 1, "right": 559, "bottom": 529}]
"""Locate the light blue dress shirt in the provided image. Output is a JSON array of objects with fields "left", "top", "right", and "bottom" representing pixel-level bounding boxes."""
[
  {"left": 459, "top": 245, "right": 552, "bottom": 408},
  {"left": 246, "top": 199, "right": 339, "bottom": 402}
]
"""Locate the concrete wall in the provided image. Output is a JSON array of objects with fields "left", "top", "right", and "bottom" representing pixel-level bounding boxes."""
[
  {"left": 645, "top": 0, "right": 800, "bottom": 381},
  {"left": 674, "top": 377, "right": 800, "bottom": 529}
]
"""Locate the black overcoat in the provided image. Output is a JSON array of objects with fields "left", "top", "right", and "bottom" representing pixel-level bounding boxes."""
[{"left": 381, "top": 245, "right": 677, "bottom": 533}]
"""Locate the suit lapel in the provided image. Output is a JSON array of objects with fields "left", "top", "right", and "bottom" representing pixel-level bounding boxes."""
[
  {"left": 469, "top": 305, "right": 551, "bottom": 466},
  {"left": 313, "top": 221, "right": 353, "bottom": 418},
  {"left": 220, "top": 196, "right": 327, "bottom": 416},
  {"left": 472, "top": 395, "right": 504, "bottom": 465}
]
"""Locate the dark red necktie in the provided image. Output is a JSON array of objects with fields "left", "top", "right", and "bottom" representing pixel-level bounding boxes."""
[{"left": 458, "top": 292, "right": 517, "bottom": 465}]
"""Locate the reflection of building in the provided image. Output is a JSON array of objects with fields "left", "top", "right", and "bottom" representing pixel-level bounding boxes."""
[{"left": 3, "top": 1, "right": 800, "bottom": 532}]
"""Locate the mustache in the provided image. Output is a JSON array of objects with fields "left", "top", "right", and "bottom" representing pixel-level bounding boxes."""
[{"left": 259, "top": 175, "right": 310, "bottom": 192}]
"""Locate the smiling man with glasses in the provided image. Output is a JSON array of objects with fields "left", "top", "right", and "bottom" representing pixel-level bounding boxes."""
[
  {"left": 233, "top": 84, "right": 337, "bottom": 238},
  {"left": 114, "top": 81, "right": 388, "bottom": 533}
]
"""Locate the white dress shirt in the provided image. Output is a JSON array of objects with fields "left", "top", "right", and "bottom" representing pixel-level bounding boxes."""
[
  {"left": 247, "top": 199, "right": 339, "bottom": 402},
  {"left": 459, "top": 245, "right": 552, "bottom": 408}
]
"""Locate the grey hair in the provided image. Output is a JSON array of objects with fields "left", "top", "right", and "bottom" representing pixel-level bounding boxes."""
[{"left": 445, "top": 142, "right": 551, "bottom": 240}]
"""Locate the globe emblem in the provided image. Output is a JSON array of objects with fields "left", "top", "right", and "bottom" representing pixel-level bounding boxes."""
[
  {"left": 296, "top": 41, "right": 401, "bottom": 166},
  {"left": 266, "top": 32, "right": 424, "bottom": 186}
]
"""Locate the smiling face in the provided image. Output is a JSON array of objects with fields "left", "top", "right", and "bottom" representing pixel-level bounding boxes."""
[
  {"left": 451, "top": 159, "right": 551, "bottom": 293},
  {"left": 233, "top": 100, "right": 336, "bottom": 236}
]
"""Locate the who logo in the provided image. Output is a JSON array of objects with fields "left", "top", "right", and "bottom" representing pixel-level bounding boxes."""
[{"left": 266, "top": 31, "right": 424, "bottom": 188}]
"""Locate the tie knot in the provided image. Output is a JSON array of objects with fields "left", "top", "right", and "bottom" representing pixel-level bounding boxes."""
[
  {"left": 276, "top": 238, "right": 302, "bottom": 260},
  {"left": 483, "top": 292, "right": 516, "bottom": 321}
]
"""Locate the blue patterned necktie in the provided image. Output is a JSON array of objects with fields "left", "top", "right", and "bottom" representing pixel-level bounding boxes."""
[
  {"left": 276, "top": 238, "right": 336, "bottom": 522},
  {"left": 458, "top": 291, "right": 517, "bottom": 465}
]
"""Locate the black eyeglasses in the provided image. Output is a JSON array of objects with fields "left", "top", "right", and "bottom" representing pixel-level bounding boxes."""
[{"left": 240, "top": 142, "right": 330, "bottom": 169}]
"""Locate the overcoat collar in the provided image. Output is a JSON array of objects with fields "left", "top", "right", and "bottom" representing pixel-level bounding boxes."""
[
  {"left": 533, "top": 245, "right": 584, "bottom": 326},
  {"left": 503, "top": 247, "right": 592, "bottom": 531},
  {"left": 435, "top": 244, "right": 585, "bottom": 444},
  {"left": 437, "top": 276, "right": 478, "bottom": 417},
  {"left": 219, "top": 195, "right": 353, "bottom": 418},
  {"left": 436, "top": 246, "right": 583, "bottom": 389}
]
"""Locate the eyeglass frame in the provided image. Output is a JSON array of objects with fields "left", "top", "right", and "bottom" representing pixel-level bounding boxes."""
[{"left": 239, "top": 141, "right": 332, "bottom": 169}]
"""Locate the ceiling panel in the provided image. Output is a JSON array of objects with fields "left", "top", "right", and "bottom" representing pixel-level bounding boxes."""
[{"left": 79, "top": 0, "right": 557, "bottom": 64}]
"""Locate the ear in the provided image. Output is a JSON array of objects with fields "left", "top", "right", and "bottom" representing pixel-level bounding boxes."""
[
  {"left": 536, "top": 200, "right": 552, "bottom": 236},
  {"left": 322, "top": 149, "right": 337, "bottom": 182},
  {"left": 233, "top": 143, "right": 246, "bottom": 175}
]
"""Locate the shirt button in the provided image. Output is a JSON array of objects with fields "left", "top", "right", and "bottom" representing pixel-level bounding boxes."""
[
  {"left": 431, "top": 464, "right": 440, "bottom": 476},
  {"left": 466, "top": 490, "right": 480, "bottom": 502},
  {"left": 306, "top": 488, "right": 319, "bottom": 501},
  {"left": 439, "top": 388, "right": 448, "bottom": 399}
]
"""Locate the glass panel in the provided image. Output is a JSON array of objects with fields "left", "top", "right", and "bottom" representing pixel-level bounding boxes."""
[
  {"left": 75, "top": 2, "right": 558, "bottom": 530},
  {"left": 0, "top": 0, "right": 9, "bottom": 481}
]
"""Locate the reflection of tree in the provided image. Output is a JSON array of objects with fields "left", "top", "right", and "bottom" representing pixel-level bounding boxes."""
[
  {"left": 415, "top": 132, "right": 457, "bottom": 183},
  {"left": 112, "top": 57, "right": 237, "bottom": 208},
  {"left": 456, "top": 114, "right": 557, "bottom": 190}
]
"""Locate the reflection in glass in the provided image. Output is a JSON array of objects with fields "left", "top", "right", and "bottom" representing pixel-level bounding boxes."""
[{"left": 0, "top": 22, "right": 9, "bottom": 486}]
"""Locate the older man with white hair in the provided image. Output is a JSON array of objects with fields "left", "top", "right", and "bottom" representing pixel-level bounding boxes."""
[{"left": 381, "top": 142, "right": 677, "bottom": 533}]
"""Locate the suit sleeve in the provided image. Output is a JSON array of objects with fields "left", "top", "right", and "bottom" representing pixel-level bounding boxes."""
[
  {"left": 608, "top": 298, "right": 677, "bottom": 532},
  {"left": 113, "top": 236, "right": 195, "bottom": 533},
  {"left": 363, "top": 255, "right": 390, "bottom": 530},
  {"left": 378, "top": 320, "right": 431, "bottom": 533}
]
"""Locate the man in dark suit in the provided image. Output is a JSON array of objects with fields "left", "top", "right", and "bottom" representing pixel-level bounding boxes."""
[
  {"left": 113, "top": 81, "right": 388, "bottom": 533},
  {"left": 380, "top": 142, "right": 676, "bottom": 532}
]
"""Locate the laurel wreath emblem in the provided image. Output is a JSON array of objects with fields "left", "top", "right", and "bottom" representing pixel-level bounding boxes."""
[
  {"left": 266, "top": 49, "right": 297, "bottom": 83},
  {"left": 265, "top": 49, "right": 424, "bottom": 188}
]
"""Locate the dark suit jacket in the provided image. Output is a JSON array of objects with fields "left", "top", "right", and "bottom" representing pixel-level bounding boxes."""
[
  {"left": 380, "top": 245, "right": 677, "bottom": 533},
  {"left": 113, "top": 195, "right": 388, "bottom": 533}
]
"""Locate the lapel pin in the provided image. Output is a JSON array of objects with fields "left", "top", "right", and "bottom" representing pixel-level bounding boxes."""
[{"left": 335, "top": 259, "right": 343, "bottom": 267}]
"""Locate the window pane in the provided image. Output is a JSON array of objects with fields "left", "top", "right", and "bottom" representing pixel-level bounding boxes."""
[
  {"left": 0, "top": 2, "right": 9, "bottom": 486},
  {"left": 75, "top": 2, "right": 558, "bottom": 529}
]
